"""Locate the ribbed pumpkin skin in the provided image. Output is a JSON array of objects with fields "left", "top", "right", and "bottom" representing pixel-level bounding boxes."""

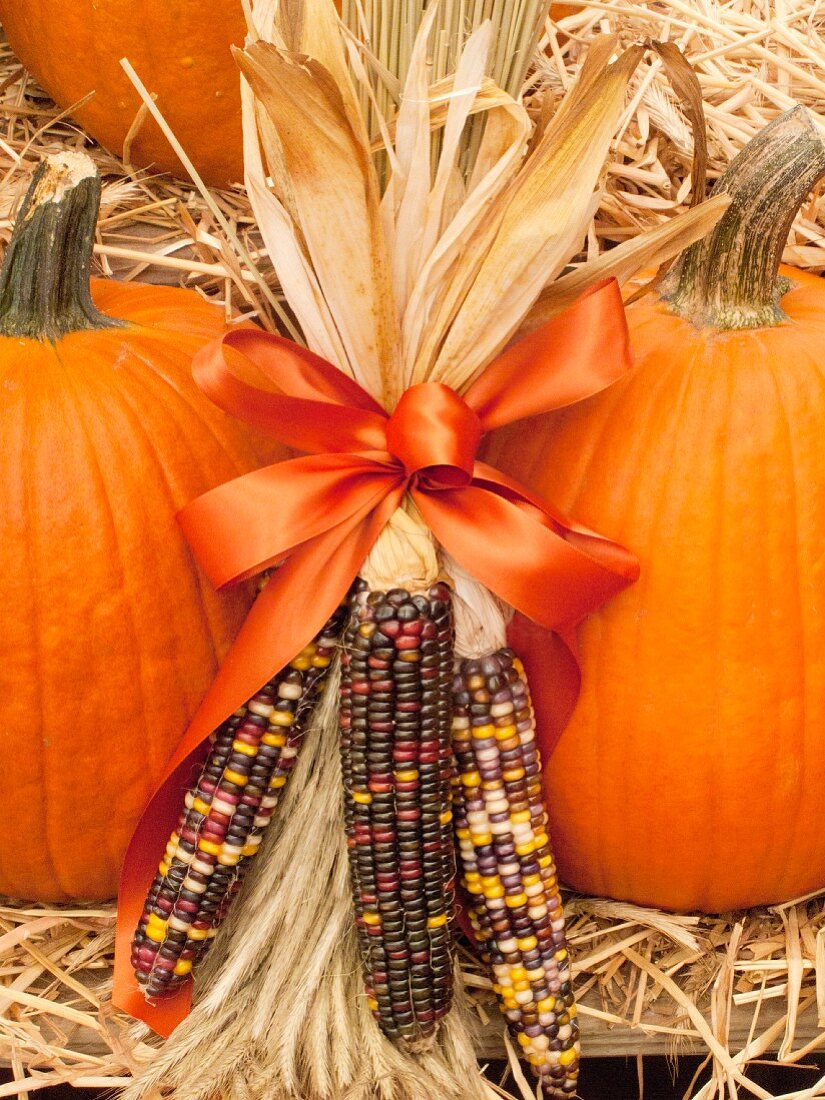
[
  {"left": 0, "top": 280, "right": 275, "bottom": 901},
  {"left": 0, "top": 1, "right": 246, "bottom": 187},
  {"left": 485, "top": 267, "right": 825, "bottom": 912}
]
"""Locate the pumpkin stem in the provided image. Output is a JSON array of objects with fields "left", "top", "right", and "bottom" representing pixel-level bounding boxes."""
[
  {"left": 661, "top": 107, "right": 825, "bottom": 330},
  {"left": 0, "top": 153, "right": 123, "bottom": 341}
]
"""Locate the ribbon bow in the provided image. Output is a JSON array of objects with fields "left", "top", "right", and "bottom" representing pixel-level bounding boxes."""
[{"left": 114, "top": 277, "right": 639, "bottom": 1035}]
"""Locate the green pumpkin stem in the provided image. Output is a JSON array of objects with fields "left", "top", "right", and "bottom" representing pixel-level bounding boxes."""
[
  {"left": 0, "top": 153, "right": 123, "bottom": 341},
  {"left": 661, "top": 107, "right": 825, "bottom": 330}
]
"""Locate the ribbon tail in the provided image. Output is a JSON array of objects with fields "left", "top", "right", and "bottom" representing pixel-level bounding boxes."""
[
  {"left": 113, "top": 488, "right": 404, "bottom": 1035},
  {"left": 507, "top": 615, "right": 581, "bottom": 760}
]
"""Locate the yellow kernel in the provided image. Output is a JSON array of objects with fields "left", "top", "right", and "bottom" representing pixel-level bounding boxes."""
[
  {"left": 439, "top": 809, "right": 453, "bottom": 825},
  {"left": 559, "top": 1048, "right": 578, "bottom": 1066},
  {"left": 510, "top": 967, "right": 528, "bottom": 983},
  {"left": 511, "top": 809, "right": 532, "bottom": 824},
  {"left": 461, "top": 771, "right": 481, "bottom": 787},
  {"left": 537, "top": 995, "right": 556, "bottom": 1013},
  {"left": 352, "top": 790, "right": 373, "bottom": 805},
  {"left": 232, "top": 740, "right": 258, "bottom": 757},
  {"left": 455, "top": 827, "right": 471, "bottom": 841},
  {"left": 242, "top": 843, "right": 260, "bottom": 857},
  {"left": 555, "top": 948, "right": 569, "bottom": 962},
  {"left": 144, "top": 924, "right": 167, "bottom": 943},
  {"left": 517, "top": 1032, "right": 531, "bottom": 1048},
  {"left": 362, "top": 911, "right": 381, "bottom": 926},
  {"left": 472, "top": 832, "right": 493, "bottom": 847},
  {"left": 312, "top": 655, "right": 331, "bottom": 668},
  {"left": 158, "top": 861, "right": 170, "bottom": 876},
  {"left": 502, "top": 767, "right": 525, "bottom": 782},
  {"left": 193, "top": 797, "right": 212, "bottom": 816},
  {"left": 427, "top": 913, "right": 448, "bottom": 929},
  {"left": 464, "top": 871, "right": 480, "bottom": 883},
  {"left": 262, "top": 732, "right": 287, "bottom": 747},
  {"left": 269, "top": 711, "right": 295, "bottom": 727},
  {"left": 484, "top": 884, "right": 505, "bottom": 899},
  {"left": 494, "top": 725, "right": 517, "bottom": 740},
  {"left": 269, "top": 775, "right": 287, "bottom": 788},
  {"left": 173, "top": 959, "right": 193, "bottom": 976},
  {"left": 465, "top": 880, "right": 483, "bottom": 894},
  {"left": 513, "top": 980, "right": 531, "bottom": 992},
  {"left": 187, "top": 927, "right": 209, "bottom": 941},
  {"left": 223, "top": 768, "right": 248, "bottom": 786},
  {"left": 395, "top": 769, "right": 419, "bottom": 782},
  {"left": 505, "top": 892, "right": 528, "bottom": 908},
  {"left": 527, "top": 1054, "right": 546, "bottom": 1067},
  {"left": 515, "top": 842, "right": 534, "bottom": 857},
  {"left": 290, "top": 656, "right": 312, "bottom": 670},
  {"left": 517, "top": 935, "right": 538, "bottom": 951},
  {"left": 472, "top": 724, "right": 496, "bottom": 739},
  {"left": 198, "top": 839, "right": 222, "bottom": 856},
  {"left": 218, "top": 852, "right": 241, "bottom": 866},
  {"left": 522, "top": 873, "right": 541, "bottom": 887},
  {"left": 146, "top": 913, "right": 167, "bottom": 928},
  {"left": 534, "top": 831, "right": 549, "bottom": 848},
  {"left": 367, "top": 996, "right": 379, "bottom": 1011},
  {"left": 538, "top": 854, "right": 553, "bottom": 868}
]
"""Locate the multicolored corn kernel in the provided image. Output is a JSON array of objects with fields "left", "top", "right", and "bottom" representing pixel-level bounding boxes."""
[
  {"left": 340, "top": 582, "right": 456, "bottom": 1051},
  {"left": 131, "top": 607, "right": 345, "bottom": 999},
  {"left": 451, "top": 649, "right": 580, "bottom": 1097}
]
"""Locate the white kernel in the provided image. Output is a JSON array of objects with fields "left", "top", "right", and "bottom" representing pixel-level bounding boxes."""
[
  {"left": 278, "top": 682, "right": 303, "bottom": 700},
  {"left": 452, "top": 717, "right": 470, "bottom": 729},
  {"left": 168, "top": 916, "right": 190, "bottom": 933},
  {"left": 248, "top": 700, "right": 275, "bottom": 717},
  {"left": 489, "top": 702, "right": 514, "bottom": 717},
  {"left": 515, "top": 990, "right": 533, "bottom": 1005},
  {"left": 558, "top": 1025, "right": 573, "bottom": 1042},
  {"left": 212, "top": 798, "right": 236, "bottom": 816},
  {"left": 183, "top": 876, "right": 207, "bottom": 894}
]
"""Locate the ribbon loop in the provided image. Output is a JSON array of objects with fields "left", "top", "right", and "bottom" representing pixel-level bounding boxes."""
[{"left": 386, "top": 383, "right": 481, "bottom": 487}]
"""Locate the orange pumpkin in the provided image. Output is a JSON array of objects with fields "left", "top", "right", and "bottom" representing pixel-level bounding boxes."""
[
  {"left": 0, "top": 0, "right": 247, "bottom": 187},
  {"left": 487, "top": 109, "right": 825, "bottom": 912},
  {"left": 0, "top": 154, "right": 279, "bottom": 901}
]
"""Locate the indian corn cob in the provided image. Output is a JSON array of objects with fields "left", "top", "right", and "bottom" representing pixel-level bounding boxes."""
[
  {"left": 451, "top": 649, "right": 580, "bottom": 1097},
  {"left": 340, "top": 582, "right": 456, "bottom": 1050},
  {"left": 131, "top": 607, "right": 345, "bottom": 998}
]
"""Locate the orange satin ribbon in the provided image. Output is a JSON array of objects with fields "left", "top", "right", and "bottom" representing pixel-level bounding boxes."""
[{"left": 113, "top": 277, "right": 639, "bottom": 1036}]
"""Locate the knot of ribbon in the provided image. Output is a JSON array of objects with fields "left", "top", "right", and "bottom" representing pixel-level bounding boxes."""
[{"left": 114, "top": 276, "right": 640, "bottom": 1036}]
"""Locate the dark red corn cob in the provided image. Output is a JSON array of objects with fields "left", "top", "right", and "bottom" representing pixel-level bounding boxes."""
[
  {"left": 340, "top": 582, "right": 456, "bottom": 1051},
  {"left": 131, "top": 607, "right": 345, "bottom": 998},
  {"left": 451, "top": 649, "right": 580, "bottom": 1097}
]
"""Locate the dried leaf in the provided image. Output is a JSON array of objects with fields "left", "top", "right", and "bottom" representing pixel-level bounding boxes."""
[
  {"left": 238, "top": 42, "right": 399, "bottom": 402},
  {"left": 431, "top": 45, "right": 643, "bottom": 392},
  {"left": 520, "top": 192, "right": 730, "bottom": 330},
  {"left": 649, "top": 39, "right": 707, "bottom": 207}
]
